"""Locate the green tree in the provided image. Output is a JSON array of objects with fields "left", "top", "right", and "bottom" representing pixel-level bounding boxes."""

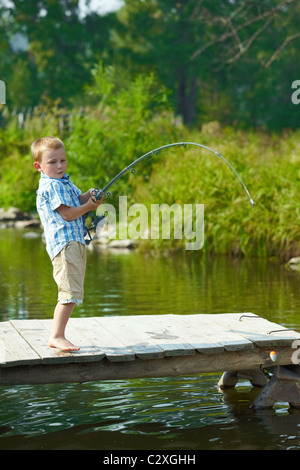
[
  {"left": 114, "top": 0, "right": 300, "bottom": 127},
  {"left": 1, "top": 0, "right": 118, "bottom": 107}
]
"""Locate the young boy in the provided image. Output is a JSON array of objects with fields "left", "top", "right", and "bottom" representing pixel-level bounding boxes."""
[{"left": 32, "top": 136, "right": 103, "bottom": 352}]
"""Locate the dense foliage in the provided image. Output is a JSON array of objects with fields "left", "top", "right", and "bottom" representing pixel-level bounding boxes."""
[{"left": 1, "top": 0, "right": 300, "bottom": 128}]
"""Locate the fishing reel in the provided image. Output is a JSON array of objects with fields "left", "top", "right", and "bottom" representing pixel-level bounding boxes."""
[
  {"left": 90, "top": 187, "right": 104, "bottom": 200},
  {"left": 85, "top": 188, "right": 107, "bottom": 245},
  {"left": 90, "top": 187, "right": 111, "bottom": 200}
]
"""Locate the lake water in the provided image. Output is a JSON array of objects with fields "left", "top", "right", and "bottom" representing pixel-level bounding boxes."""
[{"left": 0, "top": 228, "right": 300, "bottom": 450}]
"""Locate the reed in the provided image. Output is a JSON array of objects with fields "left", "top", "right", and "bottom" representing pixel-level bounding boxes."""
[{"left": 132, "top": 125, "right": 300, "bottom": 259}]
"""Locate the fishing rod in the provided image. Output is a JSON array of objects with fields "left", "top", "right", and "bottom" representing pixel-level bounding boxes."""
[
  {"left": 90, "top": 142, "right": 255, "bottom": 205},
  {"left": 85, "top": 142, "right": 255, "bottom": 243}
]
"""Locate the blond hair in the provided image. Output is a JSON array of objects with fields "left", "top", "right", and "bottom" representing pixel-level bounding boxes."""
[{"left": 31, "top": 136, "right": 65, "bottom": 163}]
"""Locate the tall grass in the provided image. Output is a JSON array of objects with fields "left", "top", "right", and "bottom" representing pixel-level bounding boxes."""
[{"left": 132, "top": 124, "right": 300, "bottom": 259}]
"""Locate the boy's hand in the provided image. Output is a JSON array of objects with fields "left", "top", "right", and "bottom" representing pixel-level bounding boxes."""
[
  {"left": 86, "top": 194, "right": 104, "bottom": 211},
  {"left": 90, "top": 187, "right": 104, "bottom": 201}
]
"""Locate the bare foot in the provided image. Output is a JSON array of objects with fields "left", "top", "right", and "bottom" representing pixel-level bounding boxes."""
[{"left": 48, "top": 336, "right": 80, "bottom": 352}]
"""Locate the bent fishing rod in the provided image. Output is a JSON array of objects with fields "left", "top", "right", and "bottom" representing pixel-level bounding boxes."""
[{"left": 86, "top": 142, "right": 255, "bottom": 242}]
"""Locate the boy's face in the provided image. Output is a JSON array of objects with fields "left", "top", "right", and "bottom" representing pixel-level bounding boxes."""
[{"left": 33, "top": 147, "right": 67, "bottom": 179}]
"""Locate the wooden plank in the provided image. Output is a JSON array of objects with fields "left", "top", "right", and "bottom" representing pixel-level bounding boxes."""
[
  {"left": 120, "top": 314, "right": 224, "bottom": 355},
  {"left": 70, "top": 317, "right": 136, "bottom": 362},
  {"left": 96, "top": 316, "right": 166, "bottom": 359},
  {"left": 212, "top": 313, "right": 300, "bottom": 347},
  {"left": 2, "top": 314, "right": 300, "bottom": 373},
  {"left": 10, "top": 319, "right": 75, "bottom": 365},
  {"left": 0, "top": 345, "right": 295, "bottom": 386},
  {"left": 94, "top": 316, "right": 166, "bottom": 359},
  {"left": 96, "top": 315, "right": 195, "bottom": 358},
  {"left": 0, "top": 321, "right": 41, "bottom": 367},
  {"left": 180, "top": 314, "right": 254, "bottom": 351},
  {"left": 209, "top": 313, "right": 274, "bottom": 347},
  {"left": 168, "top": 315, "right": 225, "bottom": 354},
  {"left": 39, "top": 319, "right": 106, "bottom": 363}
]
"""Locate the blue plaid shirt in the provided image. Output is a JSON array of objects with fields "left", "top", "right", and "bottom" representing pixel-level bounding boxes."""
[{"left": 36, "top": 173, "right": 86, "bottom": 260}]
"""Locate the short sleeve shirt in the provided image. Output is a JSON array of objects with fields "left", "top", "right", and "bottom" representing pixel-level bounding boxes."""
[{"left": 36, "top": 173, "right": 86, "bottom": 259}]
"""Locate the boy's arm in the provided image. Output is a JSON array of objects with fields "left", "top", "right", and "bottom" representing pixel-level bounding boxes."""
[
  {"left": 79, "top": 189, "right": 93, "bottom": 205},
  {"left": 57, "top": 196, "right": 103, "bottom": 222}
]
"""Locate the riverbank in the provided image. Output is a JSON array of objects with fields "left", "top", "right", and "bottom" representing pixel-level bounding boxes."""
[
  {"left": 0, "top": 207, "right": 41, "bottom": 230},
  {"left": 0, "top": 186, "right": 300, "bottom": 262}
]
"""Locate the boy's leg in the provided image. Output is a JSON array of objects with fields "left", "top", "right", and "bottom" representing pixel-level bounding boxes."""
[
  {"left": 50, "top": 242, "right": 86, "bottom": 352},
  {"left": 48, "top": 301, "right": 80, "bottom": 352}
]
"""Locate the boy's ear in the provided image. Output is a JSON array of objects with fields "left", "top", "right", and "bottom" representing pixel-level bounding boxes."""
[{"left": 33, "top": 162, "right": 42, "bottom": 172}]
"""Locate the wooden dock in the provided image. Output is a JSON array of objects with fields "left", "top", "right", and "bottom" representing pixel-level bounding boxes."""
[{"left": 1, "top": 313, "right": 300, "bottom": 404}]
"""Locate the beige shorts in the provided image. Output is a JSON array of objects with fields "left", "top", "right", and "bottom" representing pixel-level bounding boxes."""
[{"left": 52, "top": 241, "right": 86, "bottom": 305}]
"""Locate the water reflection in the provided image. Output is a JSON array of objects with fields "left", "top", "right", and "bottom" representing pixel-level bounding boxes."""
[
  {"left": 1, "top": 229, "right": 300, "bottom": 450},
  {"left": 0, "top": 378, "right": 300, "bottom": 450},
  {"left": 1, "top": 229, "right": 300, "bottom": 327}
]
